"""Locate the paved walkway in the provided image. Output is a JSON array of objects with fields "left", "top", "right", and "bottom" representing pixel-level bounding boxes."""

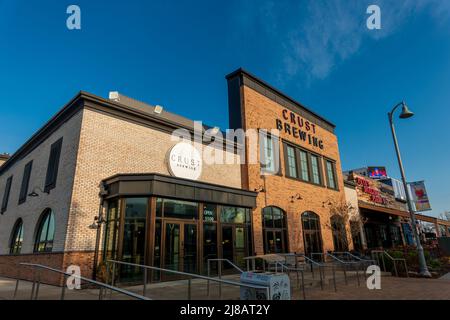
[{"left": 1, "top": 274, "right": 449, "bottom": 300}]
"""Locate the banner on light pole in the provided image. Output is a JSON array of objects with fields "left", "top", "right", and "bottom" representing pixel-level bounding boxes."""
[{"left": 408, "top": 181, "right": 432, "bottom": 212}]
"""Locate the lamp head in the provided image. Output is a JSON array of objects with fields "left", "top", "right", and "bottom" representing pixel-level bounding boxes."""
[{"left": 399, "top": 102, "right": 414, "bottom": 119}]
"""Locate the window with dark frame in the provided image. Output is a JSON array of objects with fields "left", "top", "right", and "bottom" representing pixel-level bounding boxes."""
[
  {"left": 310, "top": 154, "right": 322, "bottom": 185},
  {"left": 285, "top": 145, "right": 298, "bottom": 178},
  {"left": 10, "top": 219, "right": 24, "bottom": 254},
  {"left": 326, "top": 160, "right": 337, "bottom": 190},
  {"left": 262, "top": 206, "right": 289, "bottom": 254},
  {"left": 19, "top": 161, "right": 33, "bottom": 204},
  {"left": 34, "top": 209, "right": 55, "bottom": 253},
  {"left": 1, "top": 176, "right": 13, "bottom": 214},
  {"left": 44, "top": 138, "right": 63, "bottom": 193},
  {"left": 299, "top": 149, "right": 310, "bottom": 181},
  {"left": 260, "top": 132, "right": 279, "bottom": 175}
]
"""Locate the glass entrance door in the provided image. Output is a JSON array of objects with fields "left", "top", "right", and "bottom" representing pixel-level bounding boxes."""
[
  {"left": 163, "top": 221, "right": 197, "bottom": 277},
  {"left": 221, "top": 225, "right": 246, "bottom": 269}
]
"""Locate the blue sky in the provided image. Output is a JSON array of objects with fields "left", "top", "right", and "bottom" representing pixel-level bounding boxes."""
[{"left": 0, "top": 0, "right": 449, "bottom": 218}]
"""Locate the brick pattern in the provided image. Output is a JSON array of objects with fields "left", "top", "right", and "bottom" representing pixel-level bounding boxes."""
[
  {"left": 241, "top": 86, "right": 351, "bottom": 254},
  {"left": 0, "top": 111, "right": 83, "bottom": 254},
  {"left": 65, "top": 108, "right": 242, "bottom": 251},
  {"left": 0, "top": 251, "right": 93, "bottom": 286}
]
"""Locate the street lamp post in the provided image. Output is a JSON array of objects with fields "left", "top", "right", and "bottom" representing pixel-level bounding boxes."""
[{"left": 388, "top": 101, "right": 431, "bottom": 277}]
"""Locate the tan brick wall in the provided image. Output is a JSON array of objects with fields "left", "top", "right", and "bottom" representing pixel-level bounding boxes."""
[
  {"left": 0, "top": 111, "right": 83, "bottom": 255},
  {"left": 241, "top": 86, "right": 349, "bottom": 254},
  {"left": 65, "top": 107, "right": 242, "bottom": 251}
]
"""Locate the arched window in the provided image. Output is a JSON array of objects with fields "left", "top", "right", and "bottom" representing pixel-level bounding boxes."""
[
  {"left": 10, "top": 219, "right": 24, "bottom": 254},
  {"left": 262, "top": 206, "right": 288, "bottom": 254},
  {"left": 301, "top": 211, "right": 323, "bottom": 256},
  {"left": 34, "top": 209, "right": 55, "bottom": 253},
  {"left": 331, "top": 215, "right": 348, "bottom": 252}
]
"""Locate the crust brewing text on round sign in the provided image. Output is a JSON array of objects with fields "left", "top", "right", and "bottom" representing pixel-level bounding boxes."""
[{"left": 167, "top": 142, "right": 202, "bottom": 180}]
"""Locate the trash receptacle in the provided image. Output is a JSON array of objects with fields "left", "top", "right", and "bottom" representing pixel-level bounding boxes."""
[{"left": 240, "top": 272, "right": 291, "bottom": 300}]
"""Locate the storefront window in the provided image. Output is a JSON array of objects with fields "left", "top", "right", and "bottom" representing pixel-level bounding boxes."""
[
  {"left": 262, "top": 206, "right": 288, "bottom": 254},
  {"left": 302, "top": 211, "right": 323, "bottom": 257},
  {"left": 103, "top": 200, "right": 120, "bottom": 261},
  {"left": 121, "top": 198, "right": 147, "bottom": 280},
  {"left": 203, "top": 224, "right": 218, "bottom": 271},
  {"left": 220, "top": 206, "right": 246, "bottom": 224},
  {"left": 163, "top": 199, "right": 198, "bottom": 219},
  {"left": 203, "top": 204, "right": 217, "bottom": 222}
]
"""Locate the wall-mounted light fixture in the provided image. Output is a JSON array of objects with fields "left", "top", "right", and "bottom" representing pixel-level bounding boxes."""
[
  {"left": 290, "top": 193, "right": 302, "bottom": 203},
  {"left": 28, "top": 187, "right": 46, "bottom": 197},
  {"left": 254, "top": 185, "right": 265, "bottom": 193}
]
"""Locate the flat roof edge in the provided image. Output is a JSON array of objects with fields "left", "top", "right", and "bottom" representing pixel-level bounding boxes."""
[{"left": 226, "top": 68, "right": 336, "bottom": 129}]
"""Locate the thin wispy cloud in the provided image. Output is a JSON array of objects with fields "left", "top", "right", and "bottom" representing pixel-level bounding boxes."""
[{"left": 234, "top": 0, "right": 450, "bottom": 82}]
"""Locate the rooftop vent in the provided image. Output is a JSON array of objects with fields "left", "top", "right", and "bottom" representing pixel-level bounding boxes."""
[{"left": 109, "top": 91, "right": 120, "bottom": 102}]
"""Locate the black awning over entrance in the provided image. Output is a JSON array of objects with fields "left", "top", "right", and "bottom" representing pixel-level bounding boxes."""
[{"left": 102, "top": 173, "right": 257, "bottom": 208}]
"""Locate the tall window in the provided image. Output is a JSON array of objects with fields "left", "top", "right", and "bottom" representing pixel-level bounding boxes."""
[
  {"left": 10, "top": 219, "right": 24, "bottom": 254},
  {"left": 299, "top": 150, "right": 309, "bottom": 181},
  {"left": 331, "top": 215, "right": 348, "bottom": 252},
  {"left": 326, "top": 160, "right": 337, "bottom": 190},
  {"left": 262, "top": 206, "right": 288, "bottom": 254},
  {"left": 260, "top": 133, "right": 278, "bottom": 174},
  {"left": 310, "top": 155, "right": 321, "bottom": 185},
  {"left": 1, "top": 176, "right": 13, "bottom": 214},
  {"left": 34, "top": 209, "right": 55, "bottom": 252},
  {"left": 103, "top": 200, "right": 120, "bottom": 261},
  {"left": 285, "top": 145, "right": 298, "bottom": 178},
  {"left": 19, "top": 161, "right": 33, "bottom": 204},
  {"left": 44, "top": 138, "right": 63, "bottom": 193},
  {"left": 301, "top": 211, "right": 323, "bottom": 257}
]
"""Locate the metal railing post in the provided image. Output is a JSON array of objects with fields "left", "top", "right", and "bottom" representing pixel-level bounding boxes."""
[
  {"left": 60, "top": 281, "right": 66, "bottom": 300},
  {"left": 110, "top": 262, "right": 116, "bottom": 299},
  {"left": 332, "top": 265, "right": 337, "bottom": 292},
  {"left": 13, "top": 279, "right": 20, "bottom": 300},
  {"left": 343, "top": 264, "right": 348, "bottom": 285},
  {"left": 218, "top": 261, "right": 222, "bottom": 299},
  {"left": 301, "top": 271, "right": 306, "bottom": 300},
  {"left": 143, "top": 269, "right": 148, "bottom": 297},
  {"left": 34, "top": 270, "right": 41, "bottom": 300},
  {"left": 207, "top": 260, "right": 210, "bottom": 297},
  {"left": 319, "top": 265, "right": 323, "bottom": 290},
  {"left": 355, "top": 264, "right": 360, "bottom": 287},
  {"left": 393, "top": 261, "right": 398, "bottom": 277},
  {"left": 187, "top": 277, "right": 192, "bottom": 300},
  {"left": 30, "top": 269, "right": 36, "bottom": 300}
]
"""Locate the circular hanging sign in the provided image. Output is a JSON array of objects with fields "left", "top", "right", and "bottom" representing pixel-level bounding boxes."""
[{"left": 167, "top": 142, "right": 202, "bottom": 180}]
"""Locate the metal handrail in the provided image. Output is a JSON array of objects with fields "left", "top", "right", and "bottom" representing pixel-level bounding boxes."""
[
  {"left": 107, "top": 260, "right": 270, "bottom": 300},
  {"left": 371, "top": 250, "right": 409, "bottom": 277},
  {"left": 281, "top": 253, "right": 337, "bottom": 292},
  {"left": 326, "top": 252, "right": 362, "bottom": 286},
  {"left": 273, "top": 261, "right": 306, "bottom": 299},
  {"left": 206, "top": 258, "right": 244, "bottom": 297},
  {"left": 18, "top": 262, "right": 149, "bottom": 300}
]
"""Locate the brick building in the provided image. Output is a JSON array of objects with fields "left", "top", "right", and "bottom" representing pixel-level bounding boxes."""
[
  {"left": 0, "top": 153, "right": 9, "bottom": 167},
  {"left": 344, "top": 169, "right": 450, "bottom": 250},
  {"left": 226, "top": 69, "right": 351, "bottom": 256},
  {"left": 0, "top": 69, "right": 354, "bottom": 284}
]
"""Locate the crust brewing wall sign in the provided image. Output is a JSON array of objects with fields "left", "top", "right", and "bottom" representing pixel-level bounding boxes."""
[
  {"left": 275, "top": 109, "right": 324, "bottom": 150},
  {"left": 167, "top": 142, "right": 202, "bottom": 180}
]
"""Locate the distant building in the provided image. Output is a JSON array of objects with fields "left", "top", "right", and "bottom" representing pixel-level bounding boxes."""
[{"left": 0, "top": 154, "right": 10, "bottom": 167}]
